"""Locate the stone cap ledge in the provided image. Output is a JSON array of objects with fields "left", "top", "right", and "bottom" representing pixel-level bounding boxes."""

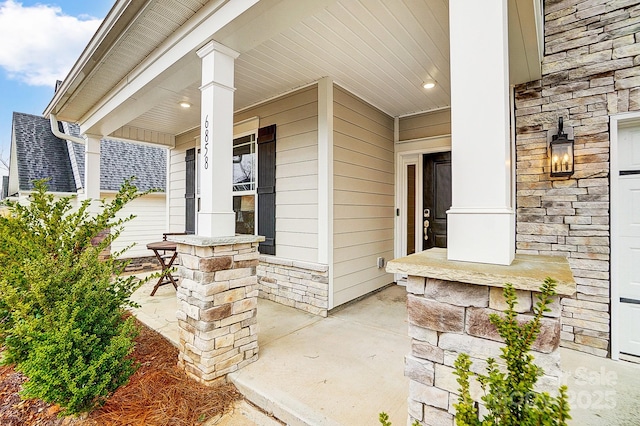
[
  {"left": 386, "top": 248, "right": 576, "bottom": 297},
  {"left": 259, "top": 255, "right": 329, "bottom": 272},
  {"left": 167, "top": 234, "right": 265, "bottom": 247}
]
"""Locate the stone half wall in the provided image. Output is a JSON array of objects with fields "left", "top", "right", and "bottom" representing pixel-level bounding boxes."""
[
  {"left": 405, "top": 277, "right": 563, "bottom": 425},
  {"left": 386, "top": 249, "right": 575, "bottom": 425},
  {"left": 257, "top": 256, "right": 330, "bottom": 317},
  {"left": 122, "top": 255, "right": 161, "bottom": 273},
  {"left": 514, "top": 0, "right": 640, "bottom": 356}
]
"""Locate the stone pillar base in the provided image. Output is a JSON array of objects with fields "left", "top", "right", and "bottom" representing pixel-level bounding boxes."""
[
  {"left": 170, "top": 235, "right": 264, "bottom": 385},
  {"left": 387, "top": 248, "right": 576, "bottom": 425}
]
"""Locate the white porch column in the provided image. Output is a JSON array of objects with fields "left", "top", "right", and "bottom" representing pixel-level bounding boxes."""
[
  {"left": 196, "top": 41, "right": 239, "bottom": 237},
  {"left": 82, "top": 135, "right": 101, "bottom": 200},
  {"left": 447, "top": 0, "right": 515, "bottom": 265}
]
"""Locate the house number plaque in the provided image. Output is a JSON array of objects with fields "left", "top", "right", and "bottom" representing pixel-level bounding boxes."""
[{"left": 203, "top": 115, "right": 210, "bottom": 169}]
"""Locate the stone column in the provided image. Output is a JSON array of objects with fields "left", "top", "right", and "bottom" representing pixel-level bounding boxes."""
[
  {"left": 448, "top": 0, "right": 515, "bottom": 265},
  {"left": 196, "top": 41, "right": 239, "bottom": 238},
  {"left": 170, "top": 234, "right": 264, "bottom": 385},
  {"left": 387, "top": 248, "right": 576, "bottom": 425},
  {"left": 82, "top": 135, "right": 101, "bottom": 200}
]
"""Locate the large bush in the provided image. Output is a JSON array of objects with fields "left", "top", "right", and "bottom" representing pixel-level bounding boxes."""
[{"left": 0, "top": 179, "right": 146, "bottom": 414}]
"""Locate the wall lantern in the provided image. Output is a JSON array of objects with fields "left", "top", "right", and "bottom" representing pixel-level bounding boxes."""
[{"left": 549, "top": 117, "right": 574, "bottom": 177}]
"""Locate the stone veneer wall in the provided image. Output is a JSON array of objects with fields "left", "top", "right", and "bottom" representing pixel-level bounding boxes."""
[
  {"left": 123, "top": 255, "right": 161, "bottom": 273},
  {"left": 176, "top": 241, "right": 260, "bottom": 384},
  {"left": 405, "top": 276, "right": 563, "bottom": 425},
  {"left": 514, "top": 0, "right": 640, "bottom": 356},
  {"left": 257, "top": 256, "right": 330, "bottom": 317}
]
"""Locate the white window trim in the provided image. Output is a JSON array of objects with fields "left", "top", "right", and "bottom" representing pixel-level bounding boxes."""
[{"left": 232, "top": 130, "right": 258, "bottom": 235}]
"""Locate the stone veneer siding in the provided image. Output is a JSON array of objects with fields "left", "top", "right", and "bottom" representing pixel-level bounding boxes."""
[
  {"left": 176, "top": 241, "right": 260, "bottom": 384},
  {"left": 514, "top": 0, "right": 640, "bottom": 357},
  {"left": 405, "top": 277, "right": 563, "bottom": 425},
  {"left": 123, "top": 255, "right": 161, "bottom": 273},
  {"left": 257, "top": 256, "right": 330, "bottom": 317}
]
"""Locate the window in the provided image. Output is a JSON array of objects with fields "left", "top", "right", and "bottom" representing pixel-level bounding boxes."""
[
  {"left": 184, "top": 124, "right": 275, "bottom": 256},
  {"left": 233, "top": 133, "right": 256, "bottom": 235}
]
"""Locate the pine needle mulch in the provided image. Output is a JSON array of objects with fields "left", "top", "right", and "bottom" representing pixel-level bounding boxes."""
[{"left": 0, "top": 319, "right": 242, "bottom": 426}]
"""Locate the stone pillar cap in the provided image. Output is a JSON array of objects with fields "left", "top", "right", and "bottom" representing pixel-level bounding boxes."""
[
  {"left": 167, "top": 234, "right": 265, "bottom": 247},
  {"left": 386, "top": 248, "right": 576, "bottom": 297}
]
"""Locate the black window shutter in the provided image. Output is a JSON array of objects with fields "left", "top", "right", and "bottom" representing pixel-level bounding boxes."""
[
  {"left": 257, "top": 124, "right": 276, "bottom": 255},
  {"left": 185, "top": 148, "right": 196, "bottom": 234}
]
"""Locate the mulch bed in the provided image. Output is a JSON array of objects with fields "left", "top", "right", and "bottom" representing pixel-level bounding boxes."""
[{"left": 0, "top": 320, "right": 242, "bottom": 425}]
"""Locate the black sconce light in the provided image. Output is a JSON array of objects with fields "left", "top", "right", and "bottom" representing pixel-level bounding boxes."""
[{"left": 549, "top": 117, "right": 574, "bottom": 177}]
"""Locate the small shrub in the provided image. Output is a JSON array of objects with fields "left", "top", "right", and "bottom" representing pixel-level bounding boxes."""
[
  {"left": 453, "top": 278, "right": 571, "bottom": 426},
  {"left": 0, "top": 179, "right": 149, "bottom": 414},
  {"left": 379, "top": 411, "right": 419, "bottom": 426}
]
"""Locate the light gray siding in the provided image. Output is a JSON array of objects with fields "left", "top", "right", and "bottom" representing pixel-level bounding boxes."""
[
  {"left": 332, "top": 86, "right": 395, "bottom": 307},
  {"left": 108, "top": 193, "right": 167, "bottom": 258},
  {"left": 236, "top": 85, "right": 319, "bottom": 263},
  {"left": 399, "top": 109, "right": 451, "bottom": 141}
]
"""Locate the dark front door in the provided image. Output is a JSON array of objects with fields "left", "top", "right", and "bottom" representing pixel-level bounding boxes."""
[{"left": 423, "top": 152, "right": 451, "bottom": 249}]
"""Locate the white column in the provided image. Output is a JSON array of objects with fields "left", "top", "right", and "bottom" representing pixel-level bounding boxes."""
[
  {"left": 447, "top": 0, "right": 515, "bottom": 265},
  {"left": 317, "top": 77, "right": 334, "bottom": 308},
  {"left": 196, "top": 41, "right": 239, "bottom": 237},
  {"left": 82, "top": 135, "right": 101, "bottom": 200}
]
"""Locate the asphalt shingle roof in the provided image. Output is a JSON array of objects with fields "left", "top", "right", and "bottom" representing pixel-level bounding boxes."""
[
  {"left": 13, "top": 112, "right": 76, "bottom": 192},
  {"left": 12, "top": 113, "right": 166, "bottom": 193},
  {"left": 2, "top": 175, "right": 8, "bottom": 199}
]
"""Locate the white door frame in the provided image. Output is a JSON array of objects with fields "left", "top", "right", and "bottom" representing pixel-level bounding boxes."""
[
  {"left": 610, "top": 111, "right": 640, "bottom": 360},
  {"left": 397, "top": 153, "right": 423, "bottom": 260},
  {"left": 394, "top": 136, "right": 452, "bottom": 282}
]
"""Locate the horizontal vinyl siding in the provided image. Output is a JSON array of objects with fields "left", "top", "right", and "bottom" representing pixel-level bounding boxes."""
[
  {"left": 15, "top": 192, "right": 165, "bottom": 260},
  {"left": 168, "top": 128, "right": 198, "bottom": 233},
  {"left": 399, "top": 108, "right": 451, "bottom": 141},
  {"left": 105, "top": 193, "right": 166, "bottom": 258},
  {"left": 236, "top": 85, "right": 319, "bottom": 262},
  {"left": 332, "top": 86, "right": 395, "bottom": 307}
]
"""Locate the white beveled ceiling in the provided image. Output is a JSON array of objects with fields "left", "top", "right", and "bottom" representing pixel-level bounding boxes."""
[
  {"left": 50, "top": 0, "right": 539, "bottom": 139},
  {"left": 235, "top": 0, "right": 450, "bottom": 114},
  {"left": 124, "top": 0, "right": 450, "bottom": 136}
]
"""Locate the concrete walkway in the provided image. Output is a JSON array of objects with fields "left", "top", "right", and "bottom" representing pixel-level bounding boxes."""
[{"left": 130, "top": 278, "right": 640, "bottom": 426}]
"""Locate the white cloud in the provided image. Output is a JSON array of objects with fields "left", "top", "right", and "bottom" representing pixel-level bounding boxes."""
[{"left": 0, "top": 0, "right": 101, "bottom": 87}]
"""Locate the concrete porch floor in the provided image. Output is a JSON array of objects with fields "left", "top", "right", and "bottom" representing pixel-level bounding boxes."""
[{"left": 130, "top": 276, "right": 640, "bottom": 425}]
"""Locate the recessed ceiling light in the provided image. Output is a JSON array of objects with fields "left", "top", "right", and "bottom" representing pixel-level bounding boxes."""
[
  {"left": 423, "top": 81, "right": 435, "bottom": 90},
  {"left": 179, "top": 101, "right": 191, "bottom": 108}
]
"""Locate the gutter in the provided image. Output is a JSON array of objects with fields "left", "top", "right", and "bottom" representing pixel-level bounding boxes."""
[
  {"left": 43, "top": 0, "right": 147, "bottom": 119},
  {"left": 49, "top": 114, "right": 85, "bottom": 144}
]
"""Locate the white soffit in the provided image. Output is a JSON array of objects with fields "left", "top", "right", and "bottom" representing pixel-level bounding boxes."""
[
  {"left": 56, "top": 0, "right": 542, "bottom": 140},
  {"left": 234, "top": 0, "right": 452, "bottom": 117},
  {"left": 508, "top": 0, "right": 543, "bottom": 85},
  {"left": 57, "top": 0, "right": 210, "bottom": 122}
]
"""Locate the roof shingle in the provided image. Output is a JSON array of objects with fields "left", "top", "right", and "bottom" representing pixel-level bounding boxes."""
[{"left": 11, "top": 113, "right": 166, "bottom": 193}]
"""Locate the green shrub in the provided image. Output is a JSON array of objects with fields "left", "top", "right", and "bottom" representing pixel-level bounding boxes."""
[
  {"left": 453, "top": 278, "right": 571, "bottom": 426},
  {"left": 379, "top": 412, "right": 419, "bottom": 426},
  {"left": 0, "top": 179, "right": 148, "bottom": 414}
]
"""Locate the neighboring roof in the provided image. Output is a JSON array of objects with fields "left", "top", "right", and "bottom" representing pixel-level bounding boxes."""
[
  {"left": 12, "top": 112, "right": 77, "bottom": 192},
  {"left": 1, "top": 176, "right": 8, "bottom": 200},
  {"left": 11, "top": 112, "right": 166, "bottom": 193},
  {"left": 65, "top": 123, "right": 166, "bottom": 192}
]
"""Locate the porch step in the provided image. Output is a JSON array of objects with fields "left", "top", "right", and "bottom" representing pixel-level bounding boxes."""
[
  {"left": 230, "top": 376, "right": 342, "bottom": 426},
  {"left": 205, "top": 399, "right": 284, "bottom": 426}
]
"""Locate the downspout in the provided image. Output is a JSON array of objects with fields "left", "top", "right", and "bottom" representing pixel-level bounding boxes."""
[
  {"left": 49, "top": 114, "right": 85, "bottom": 144},
  {"left": 49, "top": 114, "right": 86, "bottom": 191}
]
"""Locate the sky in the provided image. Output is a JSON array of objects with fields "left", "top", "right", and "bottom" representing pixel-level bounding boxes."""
[{"left": 0, "top": 0, "right": 114, "bottom": 176}]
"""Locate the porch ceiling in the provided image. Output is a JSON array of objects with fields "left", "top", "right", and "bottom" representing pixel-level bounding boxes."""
[{"left": 45, "top": 0, "right": 541, "bottom": 139}]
